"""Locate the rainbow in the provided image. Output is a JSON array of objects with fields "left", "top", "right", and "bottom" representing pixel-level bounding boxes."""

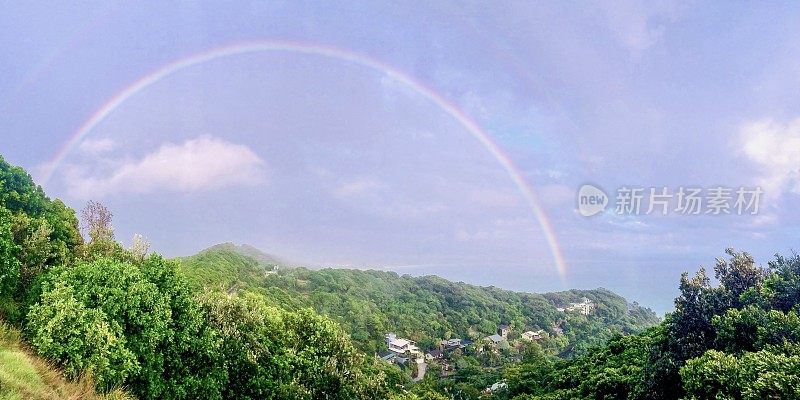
[{"left": 40, "top": 39, "right": 568, "bottom": 283}]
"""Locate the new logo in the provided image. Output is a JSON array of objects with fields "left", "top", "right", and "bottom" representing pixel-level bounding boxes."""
[{"left": 577, "top": 184, "right": 608, "bottom": 217}]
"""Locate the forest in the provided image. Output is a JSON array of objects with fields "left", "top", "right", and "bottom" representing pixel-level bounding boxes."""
[
  {"left": 2, "top": 153, "right": 800, "bottom": 399},
  {"left": 180, "top": 244, "right": 659, "bottom": 357}
]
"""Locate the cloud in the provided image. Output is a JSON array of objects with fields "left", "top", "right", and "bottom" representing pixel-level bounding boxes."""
[
  {"left": 741, "top": 118, "right": 800, "bottom": 196},
  {"left": 78, "top": 138, "right": 116, "bottom": 155},
  {"left": 66, "top": 136, "right": 266, "bottom": 197}
]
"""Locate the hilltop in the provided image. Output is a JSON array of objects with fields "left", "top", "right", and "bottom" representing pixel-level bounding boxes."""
[
  {"left": 202, "top": 242, "right": 285, "bottom": 266},
  {"left": 176, "top": 242, "right": 285, "bottom": 291}
]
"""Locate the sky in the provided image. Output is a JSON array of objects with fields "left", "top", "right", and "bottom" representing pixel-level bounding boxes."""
[{"left": 2, "top": 1, "right": 800, "bottom": 314}]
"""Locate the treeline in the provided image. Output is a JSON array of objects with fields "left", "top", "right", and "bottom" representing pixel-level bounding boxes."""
[
  {"left": 0, "top": 156, "right": 402, "bottom": 399},
  {"left": 499, "top": 249, "right": 800, "bottom": 399}
]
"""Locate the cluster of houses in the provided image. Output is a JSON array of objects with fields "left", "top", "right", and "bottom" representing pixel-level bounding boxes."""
[
  {"left": 377, "top": 300, "right": 598, "bottom": 385},
  {"left": 483, "top": 324, "right": 548, "bottom": 346},
  {"left": 556, "top": 297, "right": 595, "bottom": 316},
  {"left": 380, "top": 322, "right": 562, "bottom": 380}
]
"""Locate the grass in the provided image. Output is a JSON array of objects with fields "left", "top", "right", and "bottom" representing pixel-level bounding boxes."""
[{"left": 0, "top": 321, "right": 133, "bottom": 400}]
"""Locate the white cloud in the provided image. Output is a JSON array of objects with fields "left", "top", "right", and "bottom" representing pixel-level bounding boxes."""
[
  {"left": 78, "top": 138, "right": 117, "bottom": 155},
  {"left": 741, "top": 118, "right": 800, "bottom": 196},
  {"left": 66, "top": 136, "right": 266, "bottom": 197}
]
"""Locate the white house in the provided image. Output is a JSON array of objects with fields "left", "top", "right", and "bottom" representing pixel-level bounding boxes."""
[
  {"left": 561, "top": 297, "right": 595, "bottom": 316},
  {"left": 521, "top": 329, "right": 545, "bottom": 341},
  {"left": 387, "top": 335, "right": 422, "bottom": 357}
]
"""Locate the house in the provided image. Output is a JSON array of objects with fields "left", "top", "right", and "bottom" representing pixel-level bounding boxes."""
[
  {"left": 485, "top": 333, "right": 504, "bottom": 345},
  {"left": 521, "top": 329, "right": 545, "bottom": 341},
  {"left": 440, "top": 338, "right": 470, "bottom": 354},
  {"left": 425, "top": 349, "right": 443, "bottom": 361},
  {"left": 560, "top": 297, "right": 596, "bottom": 316},
  {"left": 484, "top": 382, "right": 508, "bottom": 394},
  {"left": 497, "top": 324, "right": 511, "bottom": 338},
  {"left": 385, "top": 333, "right": 398, "bottom": 345},
  {"left": 382, "top": 334, "right": 427, "bottom": 380},
  {"left": 385, "top": 333, "right": 423, "bottom": 357},
  {"left": 388, "top": 338, "right": 422, "bottom": 357},
  {"left": 440, "top": 338, "right": 462, "bottom": 349},
  {"left": 378, "top": 351, "right": 397, "bottom": 363}
]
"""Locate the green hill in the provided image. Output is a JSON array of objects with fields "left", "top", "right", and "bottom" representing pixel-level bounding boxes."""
[
  {"left": 178, "top": 245, "right": 659, "bottom": 355},
  {"left": 176, "top": 242, "right": 283, "bottom": 291}
]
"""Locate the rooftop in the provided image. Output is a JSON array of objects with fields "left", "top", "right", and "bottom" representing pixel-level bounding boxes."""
[{"left": 487, "top": 334, "right": 504, "bottom": 343}]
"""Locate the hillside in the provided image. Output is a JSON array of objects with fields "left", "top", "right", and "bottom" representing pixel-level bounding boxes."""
[
  {"left": 177, "top": 245, "right": 660, "bottom": 355},
  {"left": 176, "top": 242, "right": 282, "bottom": 291}
]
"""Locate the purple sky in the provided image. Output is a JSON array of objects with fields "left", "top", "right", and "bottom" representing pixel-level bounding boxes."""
[{"left": 3, "top": 1, "right": 800, "bottom": 313}]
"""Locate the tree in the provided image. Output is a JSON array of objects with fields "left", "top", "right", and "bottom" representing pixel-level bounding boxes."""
[
  {"left": 763, "top": 253, "right": 800, "bottom": 312},
  {"left": 714, "top": 249, "right": 765, "bottom": 309},
  {"left": 10, "top": 213, "right": 53, "bottom": 287},
  {"left": 0, "top": 156, "right": 82, "bottom": 268},
  {"left": 680, "top": 346, "right": 800, "bottom": 400},
  {"left": 27, "top": 256, "right": 225, "bottom": 399},
  {"left": 199, "top": 291, "right": 386, "bottom": 399},
  {"left": 128, "top": 234, "right": 150, "bottom": 261},
  {"left": 26, "top": 282, "right": 137, "bottom": 391},
  {"left": 0, "top": 206, "right": 21, "bottom": 307},
  {"left": 81, "top": 200, "right": 114, "bottom": 243}
]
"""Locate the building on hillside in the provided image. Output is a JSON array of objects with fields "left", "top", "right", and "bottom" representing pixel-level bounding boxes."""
[
  {"left": 484, "top": 381, "right": 508, "bottom": 395},
  {"left": 388, "top": 337, "right": 422, "bottom": 357},
  {"left": 440, "top": 338, "right": 463, "bottom": 349},
  {"left": 521, "top": 329, "right": 545, "bottom": 341},
  {"left": 382, "top": 333, "right": 426, "bottom": 380},
  {"left": 440, "top": 338, "right": 471, "bottom": 354},
  {"left": 425, "top": 349, "right": 443, "bottom": 361},
  {"left": 378, "top": 351, "right": 397, "bottom": 363},
  {"left": 485, "top": 333, "right": 504, "bottom": 345},
  {"left": 561, "top": 297, "right": 596, "bottom": 316},
  {"left": 497, "top": 324, "right": 511, "bottom": 338},
  {"left": 385, "top": 333, "right": 397, "bottom": 345}
]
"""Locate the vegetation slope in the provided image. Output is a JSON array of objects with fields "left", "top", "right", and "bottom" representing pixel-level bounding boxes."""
[{"left": 179, "top": 244, "right": 660, "bottom": 356}]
